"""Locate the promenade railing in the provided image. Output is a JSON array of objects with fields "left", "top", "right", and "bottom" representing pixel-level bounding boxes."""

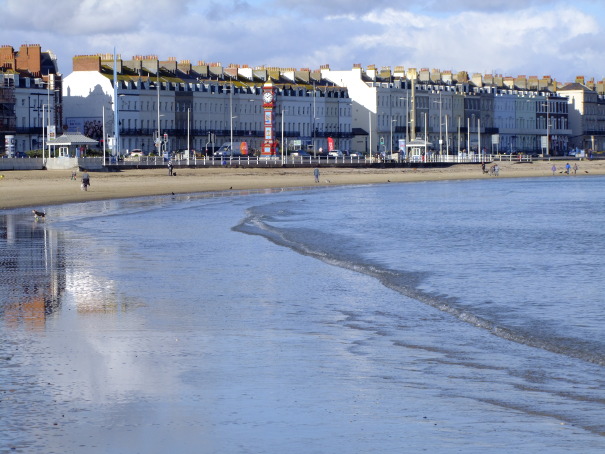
[{"left": 100, "top": 152, "right": 550, "bottom": 169}]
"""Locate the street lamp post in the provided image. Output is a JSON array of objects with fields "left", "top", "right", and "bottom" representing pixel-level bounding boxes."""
[
  {"left": 311, "top": 82, "right": 317, "bottom": 157},
  {"left": 42, "top": 104, "right": 46, "bottom": 160},
  {"left": 400, "top": 95, "right": 409, "bottom": 159},
  {"left": 102, "top": 106, "right": 106, "bottom": 163},
  {"left": 157, "top": 73, "right": 161, "bottom": 155},
  {"left": 368, "top": 111, "right": 372, "bottom": 161},
  {"left": 477, "top": 117, "right": 481, "bottom": 159},
  {"left": 229, "top": 82, "right": 234, "bottom": 148},
  {"left": 445, "top": 115, "right": 449, "bottom": 155},
  {"left": 113, "top": 50, "right": 120, "bottom": 157},
  {"left": 424, "top": 112, "right": 428, "bottom": 152},
  {"left": 546, "top": 97, "right": 550, "bottom": 156},
  {"left": 281, "top": 108, "right": 285, "bottom": 164},
  {"left": 231, "top": 115, "right": 237, "bottom": 156},
  {"left": 434, "top": 92, "right": 443, "bottom": 155},
  {"left": 390, "top": 118, "right": 396, "bottom": 155}
]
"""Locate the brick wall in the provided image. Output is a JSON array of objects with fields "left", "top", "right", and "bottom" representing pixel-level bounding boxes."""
[
  {"left": 0, "top": 45, "right": 15, "bottom": 70},
  {"left": 16, "top": 44, "right": 41, "bottom": 75},
  {"left": 72, "top": 55, "right": 101, "bottom": 72}
]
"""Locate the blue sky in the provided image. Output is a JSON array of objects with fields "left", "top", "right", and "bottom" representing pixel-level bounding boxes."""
[{"left": 1, "top": 0, "right": 604, "bottom": 84}]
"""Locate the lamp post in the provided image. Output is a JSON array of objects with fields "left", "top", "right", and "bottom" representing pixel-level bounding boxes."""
[
  {"left": 399, "top": 95, "right": 409, "bottom": 161},
  {"left": 102, "top": 106, "right": 106, "bottom": 163},
  {"left": 281, "top": 108, "right": 285, "bottom": 164},
  {"left": 477, "top": 117, "right": 481, "bottom": 160},
  {"left": 42, "top": 104, "right": 46, "bottom": 159},
  {"left": 157, "top": 73, "right": 161, "bottom": 156},
  {"left": 368, "top": 110, "right": 372, "bottom": 161},
  {"left": 545, "top": 97, "right": 550, "bottom": 156},
  {"left": 424, "top": 113, "right": 428, "bottom": 159},
  {"left": 390, "top": 118, "right": 396, "bottom": 154},
  {"left": 40, "top": 78, "right": 58, "bottom": 160},
  {"left": 445, "top": 115, "right": 449, "bottom": 156},
  {"left": 309, "top": 82, "right": 317, "bottom": 157},
  {"left": 229, "top": 82, "right": 234, "bottom": 148},
  {"left": 434, "top": 92, "right": 443, "bottom": 155},
  {"left": 113, "top": 50, "right": 120, "bottom": 157},
  {"left": 231, "top": 114, "right": 237, "bottom": 157}
]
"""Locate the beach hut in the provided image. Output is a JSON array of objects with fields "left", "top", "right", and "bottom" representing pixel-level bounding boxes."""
[
  {"left": 46, "top": 132, "right": 98, "bottom": 158},
  {"left": 406, "top": 138, "right": 433, "bottom": 163}
]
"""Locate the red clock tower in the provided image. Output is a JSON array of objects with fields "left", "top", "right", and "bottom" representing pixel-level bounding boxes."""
[{"left": 261, "top": 82, "right": 277, "bottom": 156}]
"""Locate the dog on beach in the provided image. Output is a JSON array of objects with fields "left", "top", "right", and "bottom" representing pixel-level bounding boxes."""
[{"left": 32, "top": 210, "right": 45, "bottom": 220}]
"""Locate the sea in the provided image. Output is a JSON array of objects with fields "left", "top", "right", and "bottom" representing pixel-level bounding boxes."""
[{"left": 0, "top": 174, "right": 604, "bottom": 453}]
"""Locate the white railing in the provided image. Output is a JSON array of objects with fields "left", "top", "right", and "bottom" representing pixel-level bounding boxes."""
[{"left": 101, "top": 153, "right": 543, "bottom": 168}]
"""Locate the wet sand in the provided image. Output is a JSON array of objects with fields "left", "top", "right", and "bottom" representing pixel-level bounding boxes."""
[{"left": 1, "top": 160, "right": 602, "bottom": 210}]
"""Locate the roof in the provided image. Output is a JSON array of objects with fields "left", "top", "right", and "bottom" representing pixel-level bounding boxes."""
[
  {"left": 47, "top": 132, "right": 98, "bottom": 146},
  {"left": 406, "top": 138, "right": 433, "bottom": 147},
  {"left": 559, "top": 83, "right": 593, "bottom": 92}
]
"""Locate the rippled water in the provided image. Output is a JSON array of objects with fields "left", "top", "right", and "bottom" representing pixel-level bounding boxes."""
[{"left": 1, "top": 177, "right": 604, "bottom": 453}]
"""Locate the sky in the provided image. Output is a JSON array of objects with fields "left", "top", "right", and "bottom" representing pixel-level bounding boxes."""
[{"left": 1, "top": 0, "right": 605, "bottom": 84}]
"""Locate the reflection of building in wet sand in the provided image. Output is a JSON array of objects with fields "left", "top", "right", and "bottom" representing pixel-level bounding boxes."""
[
  {"left": 1, "top": 213, "right": 138, "bottom": 327},
  {"left": 0, "top": 214, "right": 65, "bottom": 330}
]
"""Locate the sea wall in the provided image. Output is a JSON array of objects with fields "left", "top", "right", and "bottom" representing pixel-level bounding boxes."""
[{"left": 0, "top": 157, "right": 44, "bottom": 170}]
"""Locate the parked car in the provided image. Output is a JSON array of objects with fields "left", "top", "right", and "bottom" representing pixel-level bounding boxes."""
[
  {"left": 328, "top": 150, "right": 344, "bottom": 158},
  {"left": 290, "top": 151, "right": 311, "bottom": 157},
  {"left": 348, "top": 151, "right": 365, "bottom": 158}
]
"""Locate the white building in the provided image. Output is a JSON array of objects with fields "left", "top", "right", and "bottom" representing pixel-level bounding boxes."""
[{"left": 62, "top": 55, "right": 353, "bottom": 156}]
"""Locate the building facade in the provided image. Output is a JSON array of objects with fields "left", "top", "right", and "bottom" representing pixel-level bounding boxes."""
[
  {"left": 4, "top": 43, "right": 605, "bottom": 158},
  {"left": 62, "top": 55, "right": 353, "bottom": 156},
  {"left": 323, "top": 65, "right": 575, "bottom": 156},
  {"left": 0, "top": 44, "right": 62, "bottom": 156}
]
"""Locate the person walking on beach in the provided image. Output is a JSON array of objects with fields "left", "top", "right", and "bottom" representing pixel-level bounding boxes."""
[
  {"left": 313, "top": 166, "right": 320, "bottom": 183},
  {"left": 565, "top": 162, "right": 571, "bottom": 175},
  {"left": 81, "top": 170, "right": 90, "bottom": 191},
  {"left": 551, "top": 164, "right": 557, "bottom": 175},
  {"left": 168, "top": 160, "right": 173, "bottom": 176},
  {"left": 573, "top": 163, "right": 578, "bottom": 175}
]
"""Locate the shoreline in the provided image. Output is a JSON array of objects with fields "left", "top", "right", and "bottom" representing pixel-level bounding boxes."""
[{"left": 1, "top": 160, "right": 603, "bottom": 211}]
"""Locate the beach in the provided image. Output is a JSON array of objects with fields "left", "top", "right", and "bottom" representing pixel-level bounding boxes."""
[
  {"left": 1, "top": 159, "right": 603, "bottom": 210},
  {"left": 2, "top": 164, "right": 605, "bottom": 452}
]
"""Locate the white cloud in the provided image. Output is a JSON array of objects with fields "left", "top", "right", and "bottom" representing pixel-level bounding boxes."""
[
  {"left": 327, "top": 6, "right": 603, "bottom": 82},
  {"left": 0, "top": 0, "right": 604, "bottom": 83},
  {"left": 3, "top": 0, "right": 186, "bottom": 34}
]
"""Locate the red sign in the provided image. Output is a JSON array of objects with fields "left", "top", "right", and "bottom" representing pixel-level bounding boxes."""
[{"left": 327, "top": 137, "right": 334, "bottom": 151}]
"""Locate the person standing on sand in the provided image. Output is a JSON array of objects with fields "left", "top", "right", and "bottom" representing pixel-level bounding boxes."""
[
  {"left": 314, "top": 167, "right": 320, "bottom": 183},
  {"left": 81, "top": 170, "right": 90, "bottom": 191},
  {"left": 573, "top": 163, "right": 578, "bottom": 175},
  {"left": 551, "top": 164, "right": 557, "bottom": 175},
  {"left": 168, "top": 160, "right": 173, "bottom": 176},
  {"left": 565, "top": 162, "right": 571, "bottom": 175}
]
